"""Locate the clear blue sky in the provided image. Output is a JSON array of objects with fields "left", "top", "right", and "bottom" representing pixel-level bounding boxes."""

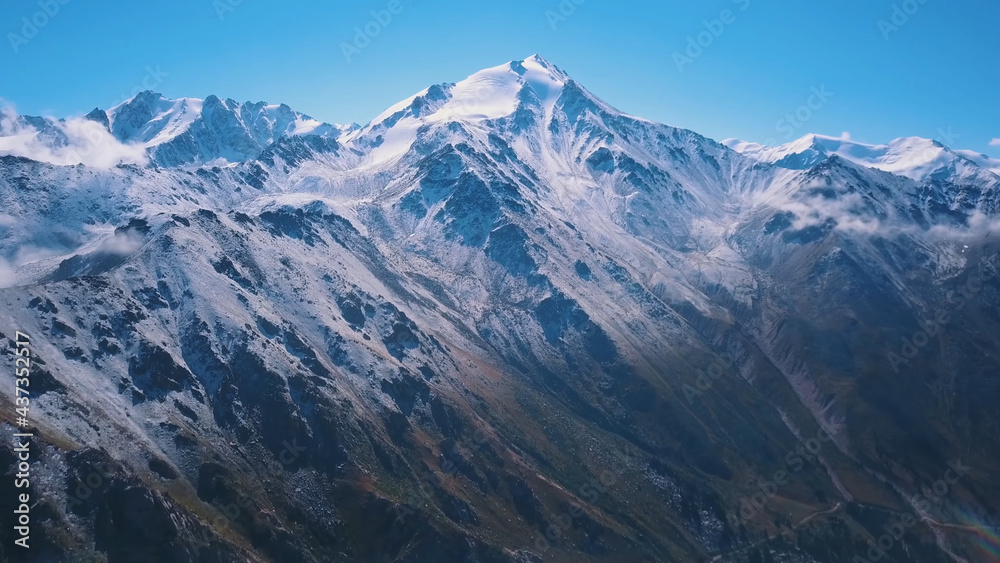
[{"left": 2, "top": 0, "right": 998, "bottom": 153}]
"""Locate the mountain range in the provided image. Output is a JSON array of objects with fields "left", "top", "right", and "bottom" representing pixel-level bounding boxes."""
[{"left": 1, "top": 55, "right": 998, "bottom": 563}]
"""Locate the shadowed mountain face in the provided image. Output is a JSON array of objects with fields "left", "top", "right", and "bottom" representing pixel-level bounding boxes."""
[{"left": 0, "top": 56, "right": 998, "bottom": 563}]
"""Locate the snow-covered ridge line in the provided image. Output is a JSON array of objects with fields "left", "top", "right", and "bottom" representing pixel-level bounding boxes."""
[
  {"left": 0, "top": 91, "right": 358, "bottom": 169},
  {"left": 2, "top": 54, "right": 997, "bottom": 183},
  {"left": 725, "top": 133, "right": 1000, "bottom": 183}
]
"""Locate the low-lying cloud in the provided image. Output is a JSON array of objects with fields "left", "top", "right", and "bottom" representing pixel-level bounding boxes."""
[
  {"left": 781, "top": 191, "right": 884, "bottom": 236},
  {"left": 763, "top": 177, "right": 1000, "bottom": 242},
  {"left": 926, "top": 211, "right": 1000, "bottom": 243},
  {"left": 0, "top": 105, "right": 147, "bottom": 168},
  {"left": 0, "top": 258, "right": 14, "bottom": 289},
  {"left": 96, "top": 229, "right": 146, "bottom": 256}
]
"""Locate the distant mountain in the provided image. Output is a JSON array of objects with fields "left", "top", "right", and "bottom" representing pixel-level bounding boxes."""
[
  {"left": 725, "top": 133, "right": 1000, "bottom": 184},
  {"left": 0, "top": 55, "right": 998, "bottom": 563},
  {"left": 105, "top": 91, "right": 355, "bottom": 166}
]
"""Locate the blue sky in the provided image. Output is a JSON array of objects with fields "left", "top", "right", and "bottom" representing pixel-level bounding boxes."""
[{"left": 2, "top": 0, "right": 998, "bottom": 153}]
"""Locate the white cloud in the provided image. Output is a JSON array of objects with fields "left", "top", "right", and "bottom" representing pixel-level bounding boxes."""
[
  {"left": 12, "top": 245, "right": 64, "bottom": 265},
  {"left": 769, "top": 178, "right": 1000, "bottom": 244},
  {"left": 990, "top": 138, "right": 1000, "bottom": 147},
  {"left": 783, "top": 193, "right": 884, "bottom": 236},
  {"left": 764, "top": 177, "right": 885, "bottom": 236},
  {"left": 0, "top": 105, "right": 147, "bottom": 168},
  {"left": 840, "top": 131, "right": 851, "bottom": 140},
  {"left": 926, "top": 211, "right": 1000, "bottom": 242},
  {"left": 96, "top": 230, "right": 145, "bottom": 256},
  {"left": 0, "top": 258, "right": 15, "bottom": 289}
]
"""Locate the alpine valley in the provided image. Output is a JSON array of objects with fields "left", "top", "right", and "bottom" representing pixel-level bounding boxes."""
[{"left": 1, "top": 56, "right": 998, "bottom": 562}]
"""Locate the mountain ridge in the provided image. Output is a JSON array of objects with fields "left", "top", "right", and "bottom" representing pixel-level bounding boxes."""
[
  {"left": 0, "top": 55, "right": 998, "bottom": 562},
  {"left": 3, "top": 54, "right": 996, "bottom": 182}
]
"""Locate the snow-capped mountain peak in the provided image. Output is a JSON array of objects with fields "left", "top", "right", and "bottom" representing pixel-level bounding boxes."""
[
  {"left": 444, "top": 55, "right": 565, "bottom": 120},
  {"left": 354, "top": 54, "right": 572, "bottom": 134},
  {"left": 340, "top": 55, "right": 625, "bottom": 168},
  {"left": 726, "top": 133, "right": 1000, "bottom": 184},
  {"left": 108, "top": 91, "right": 204, "bottom": 146},
  {"left": 103, "top": 90, "right": 339, "bottom": 167}
]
